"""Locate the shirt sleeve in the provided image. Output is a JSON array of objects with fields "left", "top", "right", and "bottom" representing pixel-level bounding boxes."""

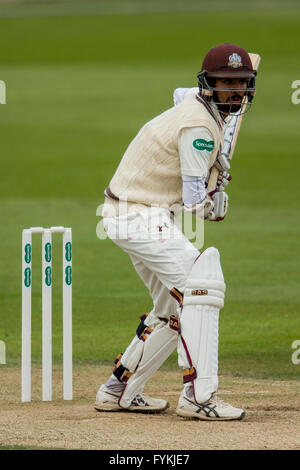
[
  {"left": 173, "top": 87, "right": 199, "bottom": 106},
  {"left": 179, "top": 127, "right": 214, "bottom": 177},
  {"left": 173, "top": 88, "right": 191, "bottom": 106},
  {"left": 182, "top": 175, "right": 207, "bottom": 206}
]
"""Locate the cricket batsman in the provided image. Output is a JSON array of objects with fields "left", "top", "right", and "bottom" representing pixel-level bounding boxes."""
[{"left": 95, "top": 43, "right": 258, "bottom": 420}]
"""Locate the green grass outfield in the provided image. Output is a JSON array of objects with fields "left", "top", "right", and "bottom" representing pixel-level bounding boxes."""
[{"left": 0, "top": 0, "right": 300, "bottom": 381}]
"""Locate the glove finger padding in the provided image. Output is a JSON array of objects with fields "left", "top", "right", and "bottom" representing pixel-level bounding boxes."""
[
  {"left": 207, "top": 192, "right": 229, "bottom": 221},
  {"left": 217, "top": 171, "right": 232, "bottom": 191}
]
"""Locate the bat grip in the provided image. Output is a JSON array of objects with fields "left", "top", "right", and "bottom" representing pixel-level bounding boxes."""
[{"left": 206, "top": 167, "right": 219, "bottom": 193}]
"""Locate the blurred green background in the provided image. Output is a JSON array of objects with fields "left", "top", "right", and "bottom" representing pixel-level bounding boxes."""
[{"left": 0, "top": 0, "right": 299, "bottom": 380}]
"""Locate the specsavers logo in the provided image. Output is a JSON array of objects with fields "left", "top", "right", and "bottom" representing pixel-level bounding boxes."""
[{"left": 193, "top": 139, "right": 214, "bottom": 152}]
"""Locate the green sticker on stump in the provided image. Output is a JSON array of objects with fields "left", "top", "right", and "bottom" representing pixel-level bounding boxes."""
[
  {"left": 65, "top": 266, "right": 72, "bottom": 285},
  {"left": 24, "top": 267, "right": 31, "bottom": 287},
  {"left": 65, "top": 242, "right": 72, "bottom": 262},
  {"left": 24, "top": 244, "right": 31, "bottom": 263},
  {"left": 193, "top": 139, "right": 214, "bottom": 152},
  {"left": 45, "top": 243, "right": 52, "bottom": 262},
  {"left": 45, "top": 266, "right": 52, "bottom": 286}
]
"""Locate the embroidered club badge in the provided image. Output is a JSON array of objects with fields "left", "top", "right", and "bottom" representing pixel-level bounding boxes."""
[{"left": 228, "top": 53, "right": 242, "bottom": 68}]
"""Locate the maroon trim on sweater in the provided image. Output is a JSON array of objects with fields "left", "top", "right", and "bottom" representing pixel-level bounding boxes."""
[
  {"left": 104, "top": 186, "right": 119, "bottom": 201},
  {"left": 195, "top": 94, "right": 223, "bottom": 131}
]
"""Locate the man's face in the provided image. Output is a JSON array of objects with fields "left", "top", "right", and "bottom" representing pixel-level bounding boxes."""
[{"left": 214, "top": 77, "right": 248, "bottom": 115}]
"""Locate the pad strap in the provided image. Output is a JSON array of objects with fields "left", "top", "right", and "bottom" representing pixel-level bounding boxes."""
[
  {"left": 170, "top": 287, "right": 184, "bottom": 306},
  {"left": 183, "top": 367, "right": 197, "bottom": 383},
  {"left": 113, "top": 354, "right": 134, "bottom": 383},
  {"left": 136, "top": 313, "right": 150, "bottom": 337}
]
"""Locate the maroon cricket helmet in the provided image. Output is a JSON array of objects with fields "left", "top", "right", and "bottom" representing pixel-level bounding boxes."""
[{"left": 202, "top": 43, "right": 255, "bottom": 78}]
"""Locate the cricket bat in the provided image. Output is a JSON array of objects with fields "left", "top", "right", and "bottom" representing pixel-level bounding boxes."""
[{"left": 206, "top": 53, "right": 261, "bottom": 193}]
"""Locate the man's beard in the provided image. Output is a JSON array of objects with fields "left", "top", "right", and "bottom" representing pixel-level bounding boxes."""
[
  {"left": 217, "top": 102, "right": 242, "bottom": 114},
  {"left": 213, "top": 91, "right": 244, "bottom": 115}
]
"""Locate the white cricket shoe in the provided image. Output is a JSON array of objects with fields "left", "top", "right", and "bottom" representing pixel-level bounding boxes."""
[
  {"left": 176, "top": 391, "right": 245, "bottom": 421},
  {"left": 94, "top": 384, "right": 169, "bottom": 413}
]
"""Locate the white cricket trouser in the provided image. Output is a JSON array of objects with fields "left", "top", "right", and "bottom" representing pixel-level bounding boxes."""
[
  {"left": 103, "top": 206, "right": 221, "bottom": 403},
  {"left": 103, "top": 207, "right": 199, "bottom": 319}
]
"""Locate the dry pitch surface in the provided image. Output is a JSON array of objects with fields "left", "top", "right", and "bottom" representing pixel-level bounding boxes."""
[{"left": 0, "top": 365, "right": 299, "bottom": 450}]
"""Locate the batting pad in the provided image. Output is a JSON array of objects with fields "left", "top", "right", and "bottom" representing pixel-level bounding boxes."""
[
  {"left": 178, "top": 247, "right": 226, "bottom": 404},
  {"left": 119, "top": 315, "right": 178, "bottom": 408}
]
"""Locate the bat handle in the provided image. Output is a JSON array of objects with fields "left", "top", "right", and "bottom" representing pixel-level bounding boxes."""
[{"left": 206, "top": 167, "right": 219, "bottom": 193}]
